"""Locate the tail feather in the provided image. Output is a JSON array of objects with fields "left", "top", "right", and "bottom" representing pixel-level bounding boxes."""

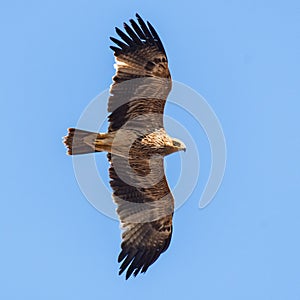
[{"left": 63, "top": 128, "right": 110, "bottom": 155}]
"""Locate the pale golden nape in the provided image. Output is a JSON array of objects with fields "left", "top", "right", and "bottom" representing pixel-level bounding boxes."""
[{"left": 140, "top": 129, "right": 186, "bottom": 155}]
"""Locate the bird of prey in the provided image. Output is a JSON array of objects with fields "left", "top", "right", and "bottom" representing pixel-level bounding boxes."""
[{"left": 64, "top": 13, "right": 186, "bottom": 279}]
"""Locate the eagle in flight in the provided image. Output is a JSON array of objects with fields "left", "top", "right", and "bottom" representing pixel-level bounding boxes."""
[{"left": 64, "top": 13, "right": 186, "bottom": 279}]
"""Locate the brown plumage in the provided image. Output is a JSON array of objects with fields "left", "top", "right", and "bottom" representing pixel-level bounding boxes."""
[{"left": 63, "top": 13, "right": 186, "bottom": 279}]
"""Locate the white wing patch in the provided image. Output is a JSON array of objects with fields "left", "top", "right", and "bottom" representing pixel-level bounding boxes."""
[{"left": 114, "top": 60, "right": 129, "bottom": 70}]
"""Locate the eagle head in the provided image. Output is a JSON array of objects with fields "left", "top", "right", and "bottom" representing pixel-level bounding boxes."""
[
  {"left": 171, "top": 138, "right": 186, "bottom": 153},
  {"left": 159, "top": 135, "right": 186, "bottom": 155}
]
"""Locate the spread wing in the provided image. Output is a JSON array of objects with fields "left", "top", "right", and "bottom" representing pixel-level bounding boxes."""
[
  {"left": 108, "top": 13, "right": 172, "bottom": 133},
  {"left": 107, "top": 14, "right": 174, "bottom": 279},
  {"left": 108, "top": 153, "right": 174, "bottom": 279}
]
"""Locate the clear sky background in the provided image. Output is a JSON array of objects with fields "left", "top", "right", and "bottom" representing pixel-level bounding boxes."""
[{"left": 1, "top": 1, "right": 300, "bottom": 299}]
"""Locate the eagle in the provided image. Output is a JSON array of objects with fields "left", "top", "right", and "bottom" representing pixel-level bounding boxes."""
[{"left": 64, "top": 13, "right": 186, "bottom": 279}]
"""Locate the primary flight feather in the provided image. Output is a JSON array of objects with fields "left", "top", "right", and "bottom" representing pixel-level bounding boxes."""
[{"left": 64, "top": 13, "right": 186, "bottom": 279}]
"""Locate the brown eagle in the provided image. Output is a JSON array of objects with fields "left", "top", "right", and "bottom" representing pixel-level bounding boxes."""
[{"left": 64, "top": 13, "right": 186, "bottom": 279}]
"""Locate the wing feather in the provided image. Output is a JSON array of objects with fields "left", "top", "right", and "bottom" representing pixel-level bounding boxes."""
[
  {"left": 129, "top": 19, "right": 147, "bottom": 40},
  {"left": 115, "top": 26, "right": 135, "bottom": 47},
  {"left": 108, "top": 151, "right": 174, "bottom": 279},
  {"left": 109, "top": 37, "right": 129, "bottom": 51},
  {"left": 146, "top": 21, "right": 165, "bottom": 53},
  {"left": 123, "top": 22, "right": 144, "bottom": 45},
  {"left": 135, "top": 13, "right": 155, "bottom": 43},
  {"left": 108, "top": 14, "right": 171, "bottom": 132}
]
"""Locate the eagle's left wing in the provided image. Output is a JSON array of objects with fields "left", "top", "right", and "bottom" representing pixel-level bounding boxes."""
[{"left": 108, "top": 153, "right": 174, "bottom": 279}]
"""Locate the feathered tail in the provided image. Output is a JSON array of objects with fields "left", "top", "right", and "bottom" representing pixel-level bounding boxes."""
[{"left": 63, "top": 128, "right": 112, "bottom": 155}]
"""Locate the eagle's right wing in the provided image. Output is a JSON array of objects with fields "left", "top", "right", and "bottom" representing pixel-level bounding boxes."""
[{"left": 108, "top": 13, "right": 172, "bottom": 133}]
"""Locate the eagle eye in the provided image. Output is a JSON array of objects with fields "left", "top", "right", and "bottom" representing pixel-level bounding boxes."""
[{"left": 172, "top": 140, "right": 181, "bottom": 147}]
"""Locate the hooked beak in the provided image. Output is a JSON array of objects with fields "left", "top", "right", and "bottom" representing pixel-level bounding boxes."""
[{"left": 181, "top": 142, "right": 187, "bottom": 152}]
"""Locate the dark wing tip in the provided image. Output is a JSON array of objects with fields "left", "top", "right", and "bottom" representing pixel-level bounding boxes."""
[
  {"left": 118, "top": 244, "right": 170, "bottom": 279},
  {"left": 109, "top": 45, "right": 121, "bottom": 55},
  {"left": 146, "top": 21, "right": 166, "bottom": 54},
  {"left": 110, "top": 13, "right": 166, "bottom": 57},
  {"left": 115, "top": 26, "right": 134, "bottom": 46},
  {"left": 119, "top": 249, "right": 147, "bottom": 280}
]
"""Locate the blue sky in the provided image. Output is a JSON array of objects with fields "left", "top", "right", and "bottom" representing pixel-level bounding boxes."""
[{"left": 1, "top": 0, "right": 300, "bottom": 299}]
